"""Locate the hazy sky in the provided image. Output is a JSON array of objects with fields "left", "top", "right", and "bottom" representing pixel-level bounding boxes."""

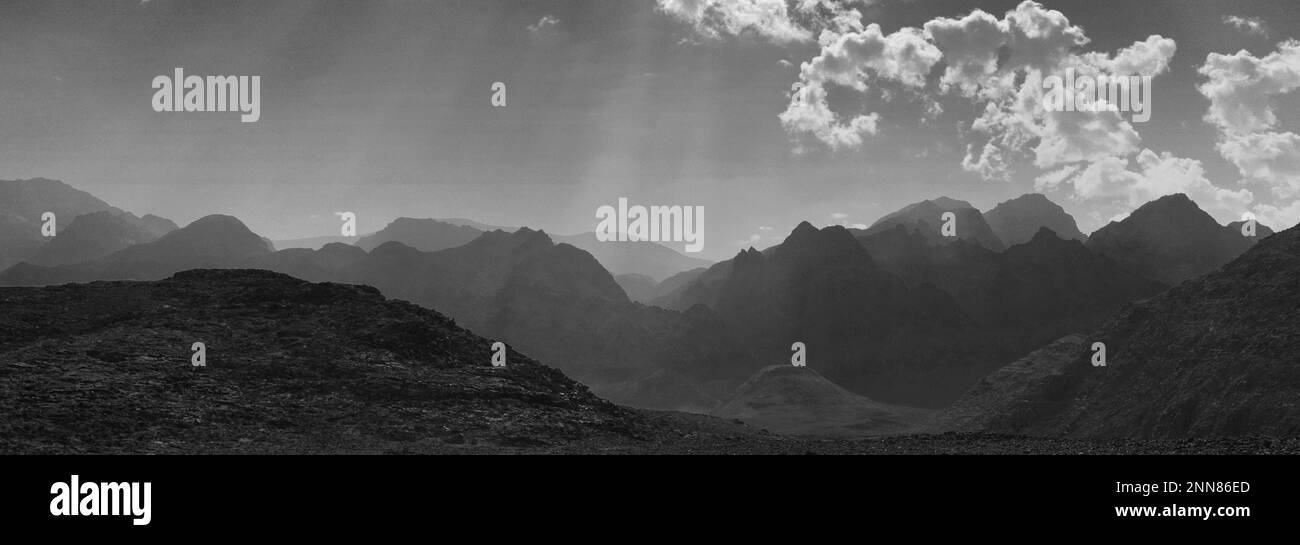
[{"left": 2, "top": 0, "right": 1298, "bottom": 260}]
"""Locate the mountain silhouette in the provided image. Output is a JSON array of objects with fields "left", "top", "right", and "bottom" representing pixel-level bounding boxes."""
[
  {"left": 355, "top": 217, "right": 484, "bottom": 252},
  {"left": 666, "top": 221, "right": 996, "bottom": 407},
  {"left": 0, "top": 178, "right": 120, "bottom": 270},
  {"left": 1085, "top": 193, "right": 1267, "bottom": 285},
  {"left": 713, "top": 365, "right": 931, "bottom": 435},
  {"left": 614, "top": 273, "right": 658, "bottom": 303},
  {"left": 272, "top": 235, "right": 363, "bottom": 250},
  {"left": 938, "top": 223, "right": 1300, "bottom": 438},
  {"left": 858, "top": 224, "right": 1166, "bottom": 363},
  {"left": 25, "top": 210, "right": 178, "bottom": 266},
  {"left": 983, "top": 193, "right": 1085, "bottom": 246},
  {"left": 0, "top": 214, "right": 272, "bottom": 285},
  {"left": 553, "top": 232, "right": 713, "bottom": 282},
  {"left": 243, "top": 227, "right": 754, "bottom": 405},
  {"left": 858, "top": 197, "right": 1005, "bottom": 251}
]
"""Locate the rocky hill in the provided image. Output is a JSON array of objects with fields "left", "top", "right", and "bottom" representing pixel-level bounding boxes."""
[
  {"left": 714, "top": 365, "right": 931, "bottom": 436},
  {"left": 0, "top": 269, "right": 647, "bottom": 453}
]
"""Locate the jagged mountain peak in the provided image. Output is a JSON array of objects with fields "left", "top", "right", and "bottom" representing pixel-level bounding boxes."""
[{"left": 984, "top": 193, "right": 1085, "bottom": 246}]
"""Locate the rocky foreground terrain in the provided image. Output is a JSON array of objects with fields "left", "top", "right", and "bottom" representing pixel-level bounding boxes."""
[{"left": 0, "top": 269, "right": 1294, "bottom": 455}]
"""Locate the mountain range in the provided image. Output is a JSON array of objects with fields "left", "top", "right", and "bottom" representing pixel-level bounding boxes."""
[
  {"left": 1, "top": 178, "right": 1290, "bottom": 438},
  {"left": 936, "top": 221, "right": 1300, "bottom": 438}
]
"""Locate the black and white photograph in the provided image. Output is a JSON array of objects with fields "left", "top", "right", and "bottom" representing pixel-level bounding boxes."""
[{"left": 1, "top": 0, "right": 1297, "bottom": 531}]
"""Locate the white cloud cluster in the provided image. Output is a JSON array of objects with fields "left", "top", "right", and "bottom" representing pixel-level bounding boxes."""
[
  {"left": 656, "top": 0, "right": 813, "bottom": 43},
  {"left": 657, "top": 0, "right": 876, "bottom": 44},
  {"left": 1199, "top": 40, "right": 1300, "bottom": 227},
  {"left": 1223, "top": 15, "right": 1268, "bottom": 37},
  {"left": 771, "top": 1, "right": 1265, "bottom": 227},
  {"left": 655, "top": 2, "right": 1295, "bottom": 228}
]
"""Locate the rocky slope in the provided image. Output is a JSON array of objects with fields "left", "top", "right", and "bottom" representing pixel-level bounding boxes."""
[{"left": 0, "top": 269, "right": 647, "bottom": 453}]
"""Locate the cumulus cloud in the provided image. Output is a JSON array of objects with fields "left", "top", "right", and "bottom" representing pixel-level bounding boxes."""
[
  {"left": 1223, "top": 15, "right": 1268, "bottom": 37},
  {"left": 1198, "top": 41, "right": 1300, "bottom": 135},
  {"left": 779, "top": 81, "right": 879, "bottom": 153},
  {"left": 777, "top": 1, "right": 1174, "bottom": 172},
  {"left": 1216, "top": 131, "right": 1300, "bottom": 197},
  {"left": 1198, "top": 40, "right": 1300, "bottom": 227},
  {"left": 768, "top": 1, "right": 1232, "bottom": 228},
  {"left": 1107, "top": 35, "right": 1177, "bottom": 76},
  {"left": 656, "top": 0, "right": 813, "bottom": 43}
]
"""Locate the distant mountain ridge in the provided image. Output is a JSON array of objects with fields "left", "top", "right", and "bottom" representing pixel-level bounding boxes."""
[
  {"left": 984, "top": 193, "right": 1086, "bottom": 246},
  {"left": 0, "top": 214, "right": 271, "bottom": 285},
  {"left": 553, "top": 232, "right": 713, "bottom": 282},
  {"left": 0, "top": 178, "right": 121, "bottom": 270},
  {"left": 1085, "top": 193, "right": 1270, "bottom": 285},
  {"left": 26, "top": 209, "right": 177, "bottom": 266},
  {"left": 355, "top": 217, "right": 484, "bottom": 252},
  {"left": 857, "top": 197, "right": 1006, "bottom": 252}
]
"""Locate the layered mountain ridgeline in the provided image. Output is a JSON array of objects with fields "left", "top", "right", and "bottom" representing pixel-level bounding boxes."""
[
  {"left": 292, "top": 228, "right": 755, "bottom": 401},
  {"left": 0, "top": 269, "right": 650, "bottom": 454},
  {"left": 854, "top": 197, "right": 1005, "bottom": 252},
  {"left": 661, "top": 221, "right": 999, "bottom": 408},
  {"left": 1085, "top": 194, "right": 1272, "bottom": 285},
  {"left": 25, "top": 210, "right": 177, "bottom": 266},
  {"left": 935, "top": 224, "right": 1300, "bottom": 439},
  {"left": 984, "top": 193, "right": 1086, "bottom": 246},
  {"left": 0, "top": 216, "right": 753, "bottom": 409},
  {"left": 553, "top": 232, "right": 713, "bottom": 282},
  {"left": 0, "top": 178, "right": 124, "bottom": 269},
  {"left": 857, "top": 225, "right": 1166, "bottom": 364},
  {"left": 614, "top": 273, "right": 658, "bottom": 303},
  {"left": 355, "top": 217, "right": 483, "bottom": 252},
  {"left": 713, "top": 365, "right": 932, "bottom": 436},
  {"left": 353, "top": 217, "right": 711, "bottom": 281},
  {"left": 271, "top": 235, "right": 361, "bottom": 250},
  {"left": 0, "top": 215, "right": 271, "bottom": 285}
]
